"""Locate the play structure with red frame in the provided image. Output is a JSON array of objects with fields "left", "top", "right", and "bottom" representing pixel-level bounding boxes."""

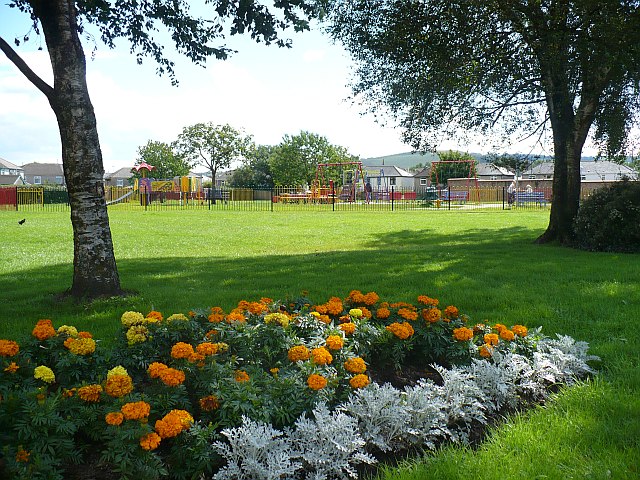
[{"left": 314, "top": 161, "right": 366, "bottom": 202}]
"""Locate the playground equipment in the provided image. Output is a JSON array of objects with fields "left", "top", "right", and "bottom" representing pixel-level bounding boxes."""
[
  {"left": 132, "top": 162, "right": 156, "bottom": 206},
  {"left": 428, "top": 160, "right": 479, "bottom": 201},
  {"left": 313, "top": 162, "right": 366, "bottom": 203}
]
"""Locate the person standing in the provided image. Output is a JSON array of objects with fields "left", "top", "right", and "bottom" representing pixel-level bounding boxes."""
[{"left": 365, "top": 181, "right": 373, "bottom": 203}]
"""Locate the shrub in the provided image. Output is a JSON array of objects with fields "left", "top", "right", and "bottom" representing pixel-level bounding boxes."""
[{"left": 573, "top": 179, "right": 640, "bottom": 252}]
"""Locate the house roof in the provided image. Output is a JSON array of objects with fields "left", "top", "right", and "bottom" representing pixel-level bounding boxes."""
[
  {"left": 528, "top": 160, "right": 638, "bottom": 177},
  {"left": 364, "top": 165, "right": 414, "bottom": 178},
  {"left": 22, "top": 162, "right": 64, "bottom": 176},
  {"left": 0, "top": 157, "right": 22, "bottom": 170},
  {"left": 476, "top": 163, "right": 514, "bottom": 176},
  {"left": 105, "top": 167, "right": 134, "bottom": 179},
  {"left": 0, "top": 175, "right": 25, "bottom": 185},
  {"left": 413, "top": 166, "right": 431, "bottom": 178}
]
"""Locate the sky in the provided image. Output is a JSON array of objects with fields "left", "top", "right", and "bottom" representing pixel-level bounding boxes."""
[{"left": 0, "top": 4, "right": 557, "bottom": 174}]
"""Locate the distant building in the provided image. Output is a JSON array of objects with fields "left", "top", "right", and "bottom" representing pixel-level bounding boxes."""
[
  {"left": 476, "top": 163, "right": 515, "bottom": 180},
  {"left": 522, "top": 161, "right": 637, "bottom": 181},
  {"left": 22, "top": 162, "right": 65, "bottom": 186},
  {"left": 104, "top": 167, "right": 134, "bottom": 187},
  {"left": 0, "top": 157, "right": 25, "bottom": 185},
  {"left": 363, "top": 165, "right": 415, "bottom": 190}
]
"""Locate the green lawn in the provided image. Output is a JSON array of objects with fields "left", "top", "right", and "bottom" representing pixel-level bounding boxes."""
[{"left": 1, "top": 208, "right": 638, "bottom": 478}]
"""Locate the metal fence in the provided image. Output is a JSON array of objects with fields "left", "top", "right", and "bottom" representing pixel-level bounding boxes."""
[{"left": 1, "top": 185, "right": 553, "bottom": 212}]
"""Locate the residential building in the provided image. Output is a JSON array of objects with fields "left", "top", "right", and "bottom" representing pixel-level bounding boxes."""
[
  {"left": 476, "top": 163, "right": 515, "bottom": 180},
  {"left": 363, "top": 165, "right": 415, "bottom": 191},
  {"left": 522, "top": 161, "right": 637, "bottom": 181},
  {"left": 22, "top": 162, "right": 65, "bottom": 186},
  {"left": 104, "top": 167, "right": 134, "bottom": 187},
  {"left": 0, "top": 157, "right": 25, "bottom": 185}
]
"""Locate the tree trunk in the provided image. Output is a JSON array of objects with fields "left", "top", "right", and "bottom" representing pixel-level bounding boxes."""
[{"left": 33, "top": 0, "right": 122, "bottom": 298}]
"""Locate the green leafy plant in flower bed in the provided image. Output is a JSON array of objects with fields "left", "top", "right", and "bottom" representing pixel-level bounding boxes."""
[{"left": 0, "top": 291, "right": 597, "bottom": 480}]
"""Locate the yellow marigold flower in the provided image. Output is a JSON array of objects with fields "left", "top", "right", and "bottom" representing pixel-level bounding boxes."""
[
  {"left": 121, "top": 401, "right": 151, "bottom": 420},
  {"left": 34, "top": 365, "right": 55, "bottom": 384},
  {"left": 234, "top": 370, "right": 250, "bottom": 383},
  {"left": 146, "top": 310, "right": 163, "bottom": 322},
  {"left": 105, "top": 374, "right": 134, "bottom": 397},
  {"left": 171, "top": 342, "right": 195, "bottom": 359},
  {"left": 32, "top": 319, "right": 56, "bottom": 341},
  {"left": 264, "top": 312, "right": 290, "bottom": 327},
  {"left": 121, "top": 311, "right": 145, "bottom": 328},
  {"left": 484, "top": 333, "right": 500, "bottom": 346},
  {"left": 199, "top": 395, "right": 220, "bottom": 412},
  {"left": 349, "top": 308, "right": 363, "bottom": 318},
  {"left": 398, "top": 307, "right": 418, "bottom": 321},
  {"left": 67, "top": 337, "right": 97, "bottom": 355},
  {"left": 4, "top": 361, "right": 19, "bottom": 373},
  {"left": 307, "top": 373, "right": 327, "bottom": 390},
  {"left": 376, "top": 307, "right": 391, "bottom": 319},
  {"left": 216, "top": 342, "right": 229, "bottom": 353},
  {"left": 107, "top": 366, "right": 129, "bottom": 379},
  {"left": 140, "top": 432, "right": 162, "bottom": 451},
  {"left": 338, "top": 322, "right": 356, "bottom": 335},
  {"left": 105, "top": 412, "right": 124, "bottom": 426},
  {"left": 57, "top": 325, "right": 78, "bottom": 337},
  {"left": 78, "top": 384, "right": 103, "bottom": 402},
  {"left": 126, "top": 325, "right": 148, "bottom": 345},
  {"left": 270, "top": 367, "right": 279, "bottom": 376},
  {"left": 422, "top": 308, "right": 441, "bottom": 323},
  {"left": 0, "top": 339, "right": 19, "bottom": 357},
  {"left": 453, "top": 327, "right": 474, "bottom": 342},
  {"left": 349, "top": 374, "right": 370, "bottom": 389},
  {"left": 444, "top": 305, "right": 459, "bottom": 319},
  {"left": 386, "top": 322, "right": 414, "bottom": 340},
  {"left": 155, "top": 410, "right": 193, "bottom": 439},
  {"left": 512, "top": 325, "right": 528, "bottom": 337},
  {"left": 288, "top": 345, "right": 311, "bottom": 362},
  {"left": 148, "top": 362, "right": 168, "bottom": 378},
  {"left": 310, "top": 311, "right": 320, "bottom": 318},
  {"left": 479, "top": 344, "right": 493, "bottom": 358},
  {"left": 167, "top": 313, "right": 189, "bottom": 322},
  {"left": 344, "top": 357, "right": 367, "bottom": 374},
  {"left": 225, "top": 311, "right": 246, "bottom": 323},
  {"left": 15, "top": 447, "right": 30, "bottom": 463},
  {"left": 311, "top": 347, "right": 333, "bottom": 365},
  {"left": 196, "top": 342, "right": 219, "bottom": 356},
  {"left": 159, "top": 368, "right": 186, "bottom": 387},
  {"left": 325, "top": 335, "right": 344, "bottom": 351},
  {"left": 363, "top": 292, "right": 379, "bottom": 306}
]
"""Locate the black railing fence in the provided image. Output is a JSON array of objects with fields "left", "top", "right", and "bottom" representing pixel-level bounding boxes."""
[{"left": 1, "top": 185, "right": 554, "bottom": 212}]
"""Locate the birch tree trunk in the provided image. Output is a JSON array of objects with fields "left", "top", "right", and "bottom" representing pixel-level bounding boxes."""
[{"left": 33, "top": 0, "right": 122, "bottom": 297}]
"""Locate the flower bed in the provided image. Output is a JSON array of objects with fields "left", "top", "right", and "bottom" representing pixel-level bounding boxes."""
[{"left": 0, "top": 291, "right": 599, "bottom": 479}]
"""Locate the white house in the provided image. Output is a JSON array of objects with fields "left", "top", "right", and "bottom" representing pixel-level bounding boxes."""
[
  {"left": 363, "top": 165, "right": 415, "bottom": 191},
  {"left": 522, "top": 161, "right": 637, "bottom": 181},
  {"left": 0, "top": 157, "right": 25, "bottom": 185}
]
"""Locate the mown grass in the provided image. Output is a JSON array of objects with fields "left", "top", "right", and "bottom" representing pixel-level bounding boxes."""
[{"left": 1, "top": 208, "right": 638, "bottom": 478}]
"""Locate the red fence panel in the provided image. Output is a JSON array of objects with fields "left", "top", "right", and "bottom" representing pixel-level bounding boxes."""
[{"left": 0, "top": 187, "right": 17, "bottom": 210}]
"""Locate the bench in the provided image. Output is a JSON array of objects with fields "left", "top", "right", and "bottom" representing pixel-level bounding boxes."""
[
  {"left": 515, "top": 191, "right": 547, "bottom": 205},
  {"left": 440, "top": 191, "right": 468, "bottom": 203}
]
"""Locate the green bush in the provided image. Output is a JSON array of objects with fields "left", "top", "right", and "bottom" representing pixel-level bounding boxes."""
[{"left": 573, "top": 179, "right": 640, "bottom": 253}]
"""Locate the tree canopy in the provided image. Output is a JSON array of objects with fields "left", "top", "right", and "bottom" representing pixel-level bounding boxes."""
[
  {"left": 135, "top": 140, "right": 192, "bottom": 179},
  {"left": 327, "top": 0, "right": 640, "bottom": 243}
]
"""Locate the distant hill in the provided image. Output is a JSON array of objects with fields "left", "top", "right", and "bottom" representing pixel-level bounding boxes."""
[{"left": 362, "top": 151, "right": 487, "bottom": 170}]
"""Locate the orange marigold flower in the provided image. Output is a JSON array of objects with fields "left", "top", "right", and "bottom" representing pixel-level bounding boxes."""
[
  {"left": 208, "top": 312, "right": 224, "bottom": 323},
  {"left": 338, "top": 322, "right": 356, "bottom": 335},
  {"left": 325, "top": 335, "right": 344, "bottom": 351},
  {"left": 15, "top": 447, "right": 30, "bottom": 463},
  {"left": 32, "top": 319, "right": 56, "bottom": 341},
  {"left": 349, "top": 374, "right": 370, "bottom": 389},
  {"left": 453, "top": 327, "right": 474, "bottom": 342},
  {"left": 154, "top": 410, "right": 193, "bottom": 439},
  {"left": 422, "top": 308, "right": 442, "bottom": 323},
  {"left": 417, "top": 295, "right": 439, "bottom": 306},
  {"left": 146, "top": 310, "right": 163, "bottom": 322},
  {"left": 360, "top": 307, "right": 372, "bottom": 319},
  {"left": 62, "top": 388, "right": 76, "bottom": 398},
  {"left": 63, "top": 337, "right": 74, "bottom": 349},
  {"left": 311, "top": 347, "right": 333, "bottom": 365},
  {"left": 4, "top": 361, "right": 19, "bottom": 373},
  {"left": 326, "top": 297, "right": 344, "bottom": 315},
  {"left": 493, "top": 323, "right": 508, "bottom": 333},
  {"left": 338, "top": 315, "right": 351, "bottom": 324},
  {"left": 512, "top": 325, "right": 528, "bottom": 337},
  {"left": 479, "top": 344, "right": 493, "bottom": 358},
  {"left": 226, "top": 311, "right": 246, "bottom": 323},
  {"left": 444, "top": 305, "right": 459, "bottom": 319},
  {"left": 313, "top": 304, "right": 328, "bottom": 315},
  {"left": 188, "top": 310, "right": 196, "bottom": 317},
  {"left": 171, "top": 342, "right": 195, "bottom": 359},
  {"left": 348, "top": 290, "right": 365, "bottom": 304},
  {"left": 484, "top": 333, "right": 500, "bottom": 346},
  {"left": 307, "top": 373, "right": 327, "bottom": 390},
  {"left": 105, "top": 412, "right": 124, "bottom": 426},
  {"left": 234, "top": 370, "right": 250, "bottom": 383},
  {"left": 473, "top": 323, "right": 487, "bottom": 333},
  {"left": 247, "top": 302, "right": 268, "bottom": 315},
  {"left": 121, "top": 401, "right": 151, "bottom": 420},
  {"left": 199, "top": 395, "right": 220, "bottom": 412},
  {"left": 159, "top": 368, "right": 186, "bottom": 387},
  {"left": 148, "top": 362, "right": 168, "bottom": 378},
  {"left": 500, "top": 329, "right": 516, "bottom": 341},
  {"left": 188, "top": 352, "right": 206, "bottom": 363},
  {"left": 398, "top": 307, "right": 418, "bottom": 321},
  {"left": 386, "top": 322, "right": 415, "bottom": 340},
  {"left": 77, "top": 331, "right": 93, "bottom": 339},
  {"left": 344, "top": 357, "right": 367, "bottom": 374},
  {"left": 237, "top": 300, "right": 250, "bottom": 311},
  {"left": 205, "top": 329, "right": 219, "bottom": 338},
  {"left": 260, "top": 297, "right": 273, "bottom": 305},
  {"left": 78, "top": 384, "right": 103, "bottom": 402},
  {"left": 288, "top": 345, "right": 311, "bottom": 362},
  {"left": 317, "top": 314, "right": 331, "bottom": 324},
  {"left": 140, "top": 432, "right": 162, "bottom": 451},
  {"left": 376, "top": 307, "right": 391, "bottom": 319},
  {"left": 0, "top": 340, "right": 19, "bottom": 357},
  {"left": 196, "top": 342, "right": 219, "bottom": 356},
  {"left": 105, "top": 374, "right": 134, "bottom": 397},
  {"left": 363, "top": 292, "right": 379, "bottom": 306},
  {"left": 0, "top": 339, "right": 19, "bottom": 357}
]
